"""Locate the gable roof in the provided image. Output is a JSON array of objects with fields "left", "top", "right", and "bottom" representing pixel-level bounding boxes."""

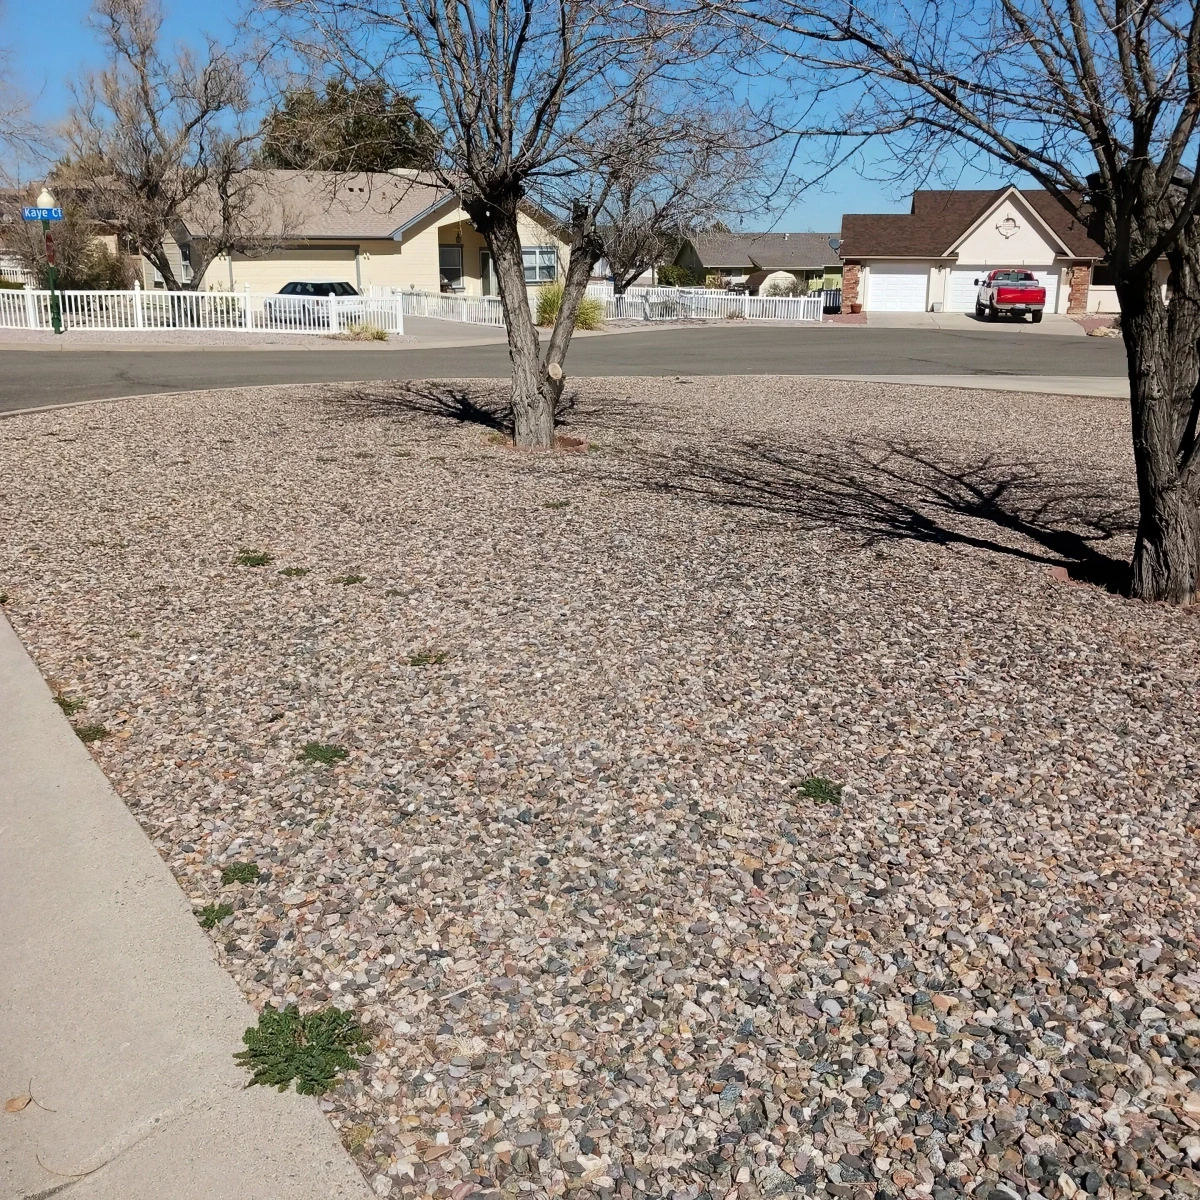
[
  {"left": 687, "top": 231, "right": 840, "bottom": 270},
  {"left": 178, "top": 169, "right": 457, "bottom": 241},
  {"left": 839, "top": 188, "right": 1103, "bottom": 260}
]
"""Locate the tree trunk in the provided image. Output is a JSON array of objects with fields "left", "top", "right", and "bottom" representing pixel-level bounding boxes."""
[
  {"left": 543, "top": 232, "right": 603, "bottom": 405},
  {"left": 483, "top": 210, "right": 556, "bottom": 448},
  {"left": 1120, "top": 266, "right": 1200, "bottom": 604}
]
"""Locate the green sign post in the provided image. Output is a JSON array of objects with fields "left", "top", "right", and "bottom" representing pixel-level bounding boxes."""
[{"left": 22, "top": 196, "right": 64, "bottom": 335}]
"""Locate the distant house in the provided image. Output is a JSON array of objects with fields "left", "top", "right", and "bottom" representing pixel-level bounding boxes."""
[
  {"left": 838, "top": 186, "right": 1130, "bottom": 314},
  {"left": 673, "top": 231, "right": 842, "bottom": 291},
  {"left": 155, "top": 170, "right": 569, "bottom": 296}
]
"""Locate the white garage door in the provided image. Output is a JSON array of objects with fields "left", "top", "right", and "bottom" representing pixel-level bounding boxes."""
[
  {"left": 867, "top": 265, "right": 929, "bottom": 312},
  {"left": 947, "top": 268, "right": 986, "bottom": 312},
  {"left": 947, "top": 266, "right": 1060, "bottom": 313}
]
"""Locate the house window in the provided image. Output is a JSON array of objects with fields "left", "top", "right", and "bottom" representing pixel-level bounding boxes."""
[
  {"left": 439, "top": 244, "right": 464, "bottom": 291},
  {"left": 522, "top": 246, "right": 557, "bottom": 284},
  {"left": 1092, "top": 262, "right": 1115, "bottom": 286}
]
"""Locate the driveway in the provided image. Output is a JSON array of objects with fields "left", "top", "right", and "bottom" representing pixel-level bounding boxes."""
[{"left": 0, "top": 323, "right": 1128, "bottom": 414}]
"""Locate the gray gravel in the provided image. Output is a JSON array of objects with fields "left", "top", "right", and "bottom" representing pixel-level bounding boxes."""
[{"left": 1, "top": 377, "right": 1198, "bottom": 1200}]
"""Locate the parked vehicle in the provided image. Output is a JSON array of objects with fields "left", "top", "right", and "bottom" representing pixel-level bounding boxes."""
[
  {"left": 264, "top": 280, "right": 363, "bottom": 327},
  {"left": 974, "top": 269, "right": 1047, "bottom": 322}
]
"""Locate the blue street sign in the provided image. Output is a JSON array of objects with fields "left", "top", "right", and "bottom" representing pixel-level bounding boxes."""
[{"left": 22, "top": 206, "right": 64, "bottom": 221}]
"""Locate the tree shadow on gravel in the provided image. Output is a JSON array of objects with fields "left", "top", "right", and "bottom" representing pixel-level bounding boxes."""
[
  {"left": 330, "top": 382, "right": 513, "bottom": 433},
  {"left": 326, "top": 381, "right": 653, "bottom": 438},
  {"left": 641, "top": 436, "right": 1136, "bottom": 593}
]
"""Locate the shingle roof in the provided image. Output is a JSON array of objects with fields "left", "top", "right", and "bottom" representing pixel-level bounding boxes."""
[
  {"left": 179, "top": 170, "right": 456, "bottom": 240},
  {"left": 839, "top": 188, "right": 1103, "bottom": 260},
  {"left": 688, "top": 231, "right": 841, "bottom": 270}
]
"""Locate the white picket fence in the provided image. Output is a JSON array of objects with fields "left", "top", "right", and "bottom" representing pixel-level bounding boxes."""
[
  {"left": 0, "top": 281, "right": 823, "bottom": 334},
  {"left": 392, "top": 289, "right": 506, "bottom": 326},
  {"left": 590, "top": 285, "right": 824, "bottom": 322},
  {"left": 375, "top": 284, "right": 824, "bottom": 326},
  {"left": 0, "top": 287, "right": 405, "bottom": 335}
]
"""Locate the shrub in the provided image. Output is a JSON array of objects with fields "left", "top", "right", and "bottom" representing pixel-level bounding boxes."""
[
  {"left": 762, "top": 274, "right": 800, "bottom": 297},
  {"left": 337, "top": 322, "right": 388, "bottom": 342},
  {"left": 655, "top": 264, "right": 701, "bottom": 288},
  {"left": 535, "top": 282, "right": 604, "bottom": 330}
]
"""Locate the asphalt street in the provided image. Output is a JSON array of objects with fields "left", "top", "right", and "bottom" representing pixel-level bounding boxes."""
[{"left": 0, "top": 325, "right": 1127, "bottom": 414}]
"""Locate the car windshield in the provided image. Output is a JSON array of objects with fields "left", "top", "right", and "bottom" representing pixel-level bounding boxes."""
[
  {"left": 279, "top": 282, "right": 356, "bottom": 296},
  {"left": 992, "top": 271, "right": 1037, "bottom": 283}
]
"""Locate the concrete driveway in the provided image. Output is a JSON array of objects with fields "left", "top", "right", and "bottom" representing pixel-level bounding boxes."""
[{"left": 863, "top": 311, "right": 1088, "bottom": 334}]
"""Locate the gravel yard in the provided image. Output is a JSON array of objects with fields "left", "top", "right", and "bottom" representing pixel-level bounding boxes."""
[{"left": 1, "top": 377, "right": 1198, "bottom": 1200}]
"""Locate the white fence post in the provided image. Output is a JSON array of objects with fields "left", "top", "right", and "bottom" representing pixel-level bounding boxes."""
[
  {"left": 23, "top": 285, "right": 38, "bottom": 330},
  {"left": 133, "top": 280, "right": 144, "bottom": 330}
]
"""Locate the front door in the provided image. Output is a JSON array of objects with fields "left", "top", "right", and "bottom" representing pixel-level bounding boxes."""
[{"left": 480, "top": 250, "right": 496, "bottom": 296}]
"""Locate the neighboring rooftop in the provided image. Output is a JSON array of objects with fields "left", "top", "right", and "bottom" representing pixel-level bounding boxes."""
[
  {"left": 178, "top": 170, "right": 455, "bottom": 241},
  {"left": 839, "top": 187, "right": 1104, "bottom": 259},
  {"left": 687, "top": 231, "right": 841, "bottom": 270}
]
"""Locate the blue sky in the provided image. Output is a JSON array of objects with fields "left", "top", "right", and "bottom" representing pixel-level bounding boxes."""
[{"left": 1, "top": 0, "right": 1006, "bottom": 230}]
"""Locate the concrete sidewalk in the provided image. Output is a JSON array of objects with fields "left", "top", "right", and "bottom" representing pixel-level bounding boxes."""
[
  {"left": 822, "top": 373, "right": 1128, "bottom": 398},
  {"left": 0, "top": 615, "right": 371, "bottom": 1200}
]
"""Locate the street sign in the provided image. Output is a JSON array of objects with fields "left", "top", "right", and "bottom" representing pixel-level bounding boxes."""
[{"left": 22, "top": 206, "right": 63, "bottom": 222}]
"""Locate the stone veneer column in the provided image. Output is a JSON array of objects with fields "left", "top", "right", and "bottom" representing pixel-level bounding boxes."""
[
  {"left": 842, "top": 262, "right": 861, "bottom": 307},
  {"left": 1066, "top": 263, "right": 1091, "bottom": 315}
]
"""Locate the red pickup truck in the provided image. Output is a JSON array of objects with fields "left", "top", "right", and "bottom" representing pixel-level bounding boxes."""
[{"left": 974, "top": 270, "right": 1047, "bottom": 322}]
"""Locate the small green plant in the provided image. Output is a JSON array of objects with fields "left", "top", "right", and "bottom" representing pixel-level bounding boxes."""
[
  {"left": 336, "top": 574, "right": 366, "bottom": 585},
  {"left": 55, "top": 694, "right": 87, "bottom": 716},
  {"left": 543, "top": 500, "right": 570, "bottom": 510},
  {"left": 408, "top": 650, "right": 448, "bottom": 666},
  {"left": 535, "top": 282, "right": 605, "bottom": 330},
  {"left": 279, "top": 566, "right": 310, "bottom": 577},
  {"left": 75, "top": 724, "right": 110, "bottom": 743},
  {"left": 798, "top": 776, "right": 843, "bottom": 804},
  {"left": 221, "top": 862, "right": 261, "bottom": 885},
  {"left": 197, "top": 902, "right": 234, "bottom": 929},
  {"left": 236, "top": 550, "right": 273, "bottom": 568},
  {"left": 235, "top": 1004, "right": 368, "bottom": 1095},
  {"left": 299, "top": 741, "right": 349, "bottom": 766}
]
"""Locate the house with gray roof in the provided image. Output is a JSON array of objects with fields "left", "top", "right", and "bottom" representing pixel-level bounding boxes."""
[{"left": 673, "top": 231, "right": 842, "bottom": 291}]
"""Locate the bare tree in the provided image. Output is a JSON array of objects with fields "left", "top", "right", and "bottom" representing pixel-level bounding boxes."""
[
  {"left": 262, "top": 0, "right": 717, "bottom": 447},
  {"left": 64, "top": 0, "right": 267, "bottom": 290},
  {"left": 592, "top": 100, "right": 763, "bottom": 295},
  {"left": 0, "top": 10, "right": 52, "bottom": 181},
  {"left": 720, "top": 0, "right": 1200, "bottom": 603}
]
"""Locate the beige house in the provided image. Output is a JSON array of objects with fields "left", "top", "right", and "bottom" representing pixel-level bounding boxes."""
[
  {"left": 148, "top": 170, "right": 569, "bottom": 296},
  {"left": 837, "top": 186, "right": 1142, "bottom": 314}
]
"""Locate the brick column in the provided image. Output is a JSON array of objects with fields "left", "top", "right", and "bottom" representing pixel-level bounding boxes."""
[
  {"left": 1065, "top": 263, "right": 1091, "bottom": 315},
  {"left": 842, "top": 261, "right": 861, "bottom": 308}
]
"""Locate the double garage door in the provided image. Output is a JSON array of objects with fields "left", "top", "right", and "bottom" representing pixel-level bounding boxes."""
[
  {"left": 866, "top": 265, "right": 1062, "bottom": 313},
  {"left": 945, "top": 267, "right": 1060, "bottom": 314}
]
